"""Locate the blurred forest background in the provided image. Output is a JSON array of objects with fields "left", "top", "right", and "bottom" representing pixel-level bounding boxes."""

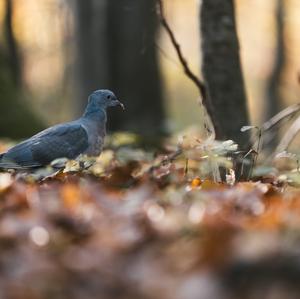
[
  {"left": 0, "top": 0, "right": 299, "bottom": 141},
  {"left": 3, "top": 2, "right": 300, "bottom": 299}
]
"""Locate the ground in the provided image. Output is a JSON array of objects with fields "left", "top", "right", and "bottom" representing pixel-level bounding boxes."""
[{"left": 0, "top": 134, "right": 300, "bottom": 299}]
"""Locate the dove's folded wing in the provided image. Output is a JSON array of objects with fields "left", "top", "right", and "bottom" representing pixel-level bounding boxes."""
[{"left": 0, "top": 123, "right": 89, "bottom": 169}]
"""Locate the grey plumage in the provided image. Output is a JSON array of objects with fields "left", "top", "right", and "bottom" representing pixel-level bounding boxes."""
[{"left": 0, "top": 89, "right": 124, "bottom": 170}]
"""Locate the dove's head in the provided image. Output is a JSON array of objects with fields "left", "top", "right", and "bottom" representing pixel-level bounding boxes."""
[{"left": 87, "top": 89, "right": 125, "bottom": 111}]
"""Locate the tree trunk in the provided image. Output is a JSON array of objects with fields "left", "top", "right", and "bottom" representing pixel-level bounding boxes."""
[
  {"left": 4, "top": 0, "right": 21, "bottom": 87},
  {"left": 74, "top": 0, "right": 165, "bottom": 136},
  {"left": 74, "top": 0, "right": 109, "bottom": 114},
  {"left": 106, "top": 0, "right": 164, "bottom": 135},
  {"left": 0, "top": 0, "right": 44, "bottom": 139},
  {"left": 265, "top": 0, "right": 285, "bottom": 147},
  {"left": 200, "top": 0, "right": 250, "bottom": 149}
]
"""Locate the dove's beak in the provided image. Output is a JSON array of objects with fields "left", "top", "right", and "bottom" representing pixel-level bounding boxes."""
[{"left": 114, "top": 100, "right": 125, "bottom": 110}]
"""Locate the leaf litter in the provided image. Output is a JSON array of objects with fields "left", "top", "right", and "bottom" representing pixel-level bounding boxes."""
[{"left": 1, "top": 133, "right": 300, "bottom": 299}]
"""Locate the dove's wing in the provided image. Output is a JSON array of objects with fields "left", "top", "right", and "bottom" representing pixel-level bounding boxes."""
[{"left": 0, "top": 123, "right": 89, "bottom": 169}]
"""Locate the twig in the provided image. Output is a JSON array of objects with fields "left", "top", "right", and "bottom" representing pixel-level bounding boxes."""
[
  {"left": 243, "top": 103, "right": 300, "bottom": 156},
  {"left": 261, "top": 103, "right": 300, "bottom": 132},
  {"left": 240, "top": 148, "right": 257, "bottom": 179},
  {"left": 157, "top": 0, "right": 204, "bottom": 95},
  {"left": 253, "top": 129, "right": 262, "bottom": 174},
  {"left": 276, "top": 115, "right": 300, "bottom": 153},
  {"left": 148, "top": 148, "right": 182, "bottom": 175},
  {"left": 260, "top": 103, "right": 300, "bottom": 159},
  {"left": 184, "top": 158, "right": 189, "bottom": 177},
  {"left": 156, "top": 0, "right": 217, "bottom": 133}
]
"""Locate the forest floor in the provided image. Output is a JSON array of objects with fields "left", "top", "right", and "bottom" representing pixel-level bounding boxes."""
[{"left": 0, "top": 132, "right": 300, "bottom": 299}]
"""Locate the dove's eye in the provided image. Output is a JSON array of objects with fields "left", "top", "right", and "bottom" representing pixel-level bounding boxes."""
[{"left": 107, "top": 95, "right": 111, "bottom": 100}]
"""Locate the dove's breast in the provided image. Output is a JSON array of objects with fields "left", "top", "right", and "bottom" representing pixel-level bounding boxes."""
[{"left": 81, "top": 119, "right": 106, "bottom": 157}]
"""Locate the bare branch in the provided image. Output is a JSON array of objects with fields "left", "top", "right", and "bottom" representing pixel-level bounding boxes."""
[
  {"left": 148, "top": 148, "right": 182, "bottom": 176},
  {"left": 276, "top": 115, "right": 300, "bottom": 153},
  {"left": 157, "top": 0, "right": 204, "bottom": 94},
  {"left": 156, "top": 0, "right": 217, "bottom": 133},
  {"left": 261, "top": 103, "right": 300, "bottom": 132}
]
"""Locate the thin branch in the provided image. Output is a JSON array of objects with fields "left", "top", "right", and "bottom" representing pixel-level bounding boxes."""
[
  {"left": 157, "top": 0, "right": 204, "bottom": 94},
  {"left": 156, "top": 0, "right": 217, "bottom": 133},
  {"left": 276, "top": 115, "right": 300, "bottom": 153},
  {"left": 261, "top": 103, "right": 300, "bottom": 132},
  {"left": 148, "top": 148, "right": 182, "bottom": 175}
]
